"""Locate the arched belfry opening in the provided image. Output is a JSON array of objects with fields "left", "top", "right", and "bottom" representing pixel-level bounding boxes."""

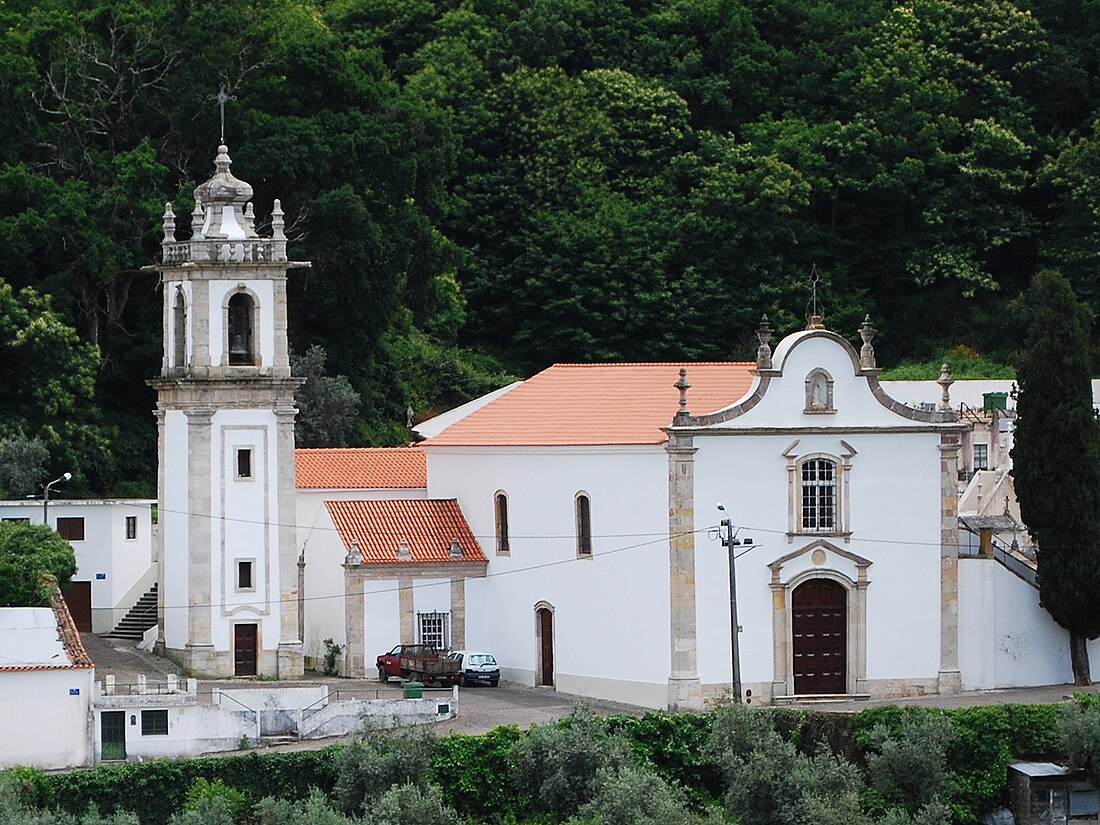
[
  {"left": 172, "top": 288, "right": 187, "bottom": 369},
  {"left": 227, "top": 292, "right": 254, "bottom": 365}
]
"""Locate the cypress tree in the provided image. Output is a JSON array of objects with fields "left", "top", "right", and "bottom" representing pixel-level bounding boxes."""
[{"left": 1012, "top": 270, "right": 1100, "bottom": 685}]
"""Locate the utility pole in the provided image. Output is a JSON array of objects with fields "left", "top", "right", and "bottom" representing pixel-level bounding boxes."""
[{"left": 718, "top": 503, "right": 743, "bottom": 703}]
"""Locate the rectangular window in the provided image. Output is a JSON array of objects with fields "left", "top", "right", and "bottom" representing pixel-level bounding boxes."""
[
  {"left": 237, "top": 560, "right": 254, "bottom": 591},
  {"left": 576, "top": 494, "right": 592, "bottom": 557},
  {"left": 417, "top": 612, "right": 450, "bottom": 650},
  {"left": 973, "top": 443, "right": 988, "bottom": 471},
  {"left": 236, "top": 448, "right": 253, "bottom": 479},
  {"left": 125, "top": 515, "right": 137, "bottom": 540},
  {"left": 140, "top": 710, "right": 168, "bottom": 736},
  {"left": 801, "top": 459, "right": 836, "bottom": 531},
  {"left": 57, "top": 517, "right": 85, "bottom": 541}
]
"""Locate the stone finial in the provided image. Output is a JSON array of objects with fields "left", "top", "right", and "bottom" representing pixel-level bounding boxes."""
[
  {"left": 806, "top": 314, "right": 826, "bottom": 330},
  {"left": 344, "top": 538, "right": 361, "bottom": 566},
  {"left": 674, "top": 368, "right": 691, "bottom": 423},
  {"left": 756, "top": 314, "right": 773, "bottom": 370},
  {"left": 243, "top": 202, "right": 256, "bottom": 236},
  {"left": 406, "top": 405, "right": 415, "bottom": 428},
  {"left": 271, "top": 199, "right": 286, "bottom": 241},
  {"left": 937, "top": 363, "right": 954, "bottom": 411},
  {"left": 162, "top": 203, "right": 176, "bottom": 244},
  {"left": 859, "top": 315, "right": 877, "bottom": 370},
  {"left": 397, "top": 538, "right": 411, "bottom": 560},
  {"left": 191, "top": 198, "right": 205, "bottom": 238},
  {"left": 449, "top": 538, "right": 464, "bottom": 558}
]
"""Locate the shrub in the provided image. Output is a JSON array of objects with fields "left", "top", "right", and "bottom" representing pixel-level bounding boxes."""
[
  {"left": 568, "top": 764, "right": 716, "bottom": 825},
  {"left": 368, "top": 783, "right": 460, "bottom": 825},
  {"left": 332, "top": 726, "right": 437, "bottom": 815},
  {"left": 253, "top": 789, "right": 354, "bottom": 825},
  {"left": 863, "top": 709, "right": 956, "bottom": 815},
  {"left": 180, "top": 778, "right": 249, "bottom": 824},
  {"left": 1059, "top": 697, "right": 1100, "bottom": 788},
  {"left": 430, "top": 726, "right": 521, "bottom": 818},
  {"left": 607, "top": 712, "right": 722, "bottom": 803},
  {"left": 707, "top": 704, "right": 869, "bottom": 825},
  {"left": 507, "top": 707, "right": 632, "bottom": 819}
]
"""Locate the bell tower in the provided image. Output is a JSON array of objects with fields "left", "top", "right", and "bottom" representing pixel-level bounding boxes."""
[{"left": 150, "top": 144, "right": 306, "bottom": 678}]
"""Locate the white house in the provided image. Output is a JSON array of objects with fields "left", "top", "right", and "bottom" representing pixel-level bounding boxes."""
[
  {"left": 0, "top": 498, "right": 156, "bottom": 635},
  {"left": 0, "top": 589, "right": 95, "bottom": 769}
]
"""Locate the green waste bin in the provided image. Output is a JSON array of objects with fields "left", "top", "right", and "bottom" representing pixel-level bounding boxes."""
[{"left": 403, "top": 681, "right": 423, "bottom": 699}]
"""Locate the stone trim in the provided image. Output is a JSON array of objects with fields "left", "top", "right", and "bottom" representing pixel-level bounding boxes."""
[
  {"left": 666, "top": 424, "right": 970, "bottom": 437},
  {"left": 768, "top": 553, "right": 870, "bottom": 697},
  {"left": 938, "top": 433, "right": 962, "bottom": 694},
  {"left": 534, "top": 601, "right": 555, "bottom": 688}
]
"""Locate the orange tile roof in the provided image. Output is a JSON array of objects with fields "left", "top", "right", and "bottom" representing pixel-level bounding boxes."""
[
  {"left": 327, "top": 499, "right": 486, "bottom": 565},
  {"left": 425, "top": 362, "right": 755, "bottom": 447},
  {"left": 296, "top": 447, "right": 426, "bottom": 489},
  {"left": 0, "top": 588, "right": 95, "bottom": 672}
]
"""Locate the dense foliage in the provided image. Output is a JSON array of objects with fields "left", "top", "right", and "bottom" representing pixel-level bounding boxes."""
[
  {"left": 6, "top": 0, "right": 1100, "bottom": 493},
  {"left": 12, "top": 704, "right": 1068, "bottom": 824},
  {"left": 1011, "top": 270, "right": 1100, "bottom": 684},
  {"left": 0, "top": 520, "right": 77, "bottom": 606}
]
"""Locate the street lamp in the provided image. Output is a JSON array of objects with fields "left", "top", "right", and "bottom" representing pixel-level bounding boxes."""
[
  {"left": 42, "top": 472, "right": 72, "bottom": 525},
  {"left": 717, "top": 503, "right": 754, "bottom": 704}
]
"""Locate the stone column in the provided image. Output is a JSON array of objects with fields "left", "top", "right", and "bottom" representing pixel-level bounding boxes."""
[
  {"left": 153, "top": 406, "right": 167, "bottom": 655},
  {"left": 272, "top": 274, "right": 291, "bottom": 373},
  {"left": 666, "top": 429, "right": 703, "bottom": 709},
  {"left": 938, "top": 433, "right": 962, "bottom": 694},
  {"left": 399, "top": 576, "right": 416, "bottom": 642},
  {"left": 450, "top": 578, "right": 466, "bottom": 650}
]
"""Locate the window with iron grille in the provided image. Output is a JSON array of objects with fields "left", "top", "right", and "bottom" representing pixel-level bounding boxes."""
[
  {"left": 801, "top": 458, "right": 836, "bottom": 531},
  {"left": 576, "top": 493, "right": 592, "bottom": 557},
  {"left": 417, "top": 612, "right": 450, "bottom": 650},
  {"left": 141, "top": 709, "right": 169, "bottom": 736},
  {"left": 125, "top": 515, "right": 137, "bottom": 540},
  {"left": 973, "top": 443, "right": 988, "bottom": 471}
]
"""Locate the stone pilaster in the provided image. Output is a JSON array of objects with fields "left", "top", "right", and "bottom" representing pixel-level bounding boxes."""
[
  {"left": 275, "top": 404, "right": 303, "bottom": 677},
  {"left": 191, "top": 278, "right": 211, "bottom": 369},
  {"left": 153, "top": 406, "right": 167, "bottom": 655},
  {"left": 344, "top": 566, "right": 365, "bottom": 677},
  {"left": 938, "top": 433, "right": 962, "bottom": 693},
  {"left": 185, "top": 407, "right": 215, "bottom": 650},
  {"left": 450, "top": 578, "right": 466, "bottom": 649},
  {"left": 399, "top": 576, "right": 415, "bottom": 642},
  {"left": 666, "top": 429, "right": 703, "bottom": 709}
]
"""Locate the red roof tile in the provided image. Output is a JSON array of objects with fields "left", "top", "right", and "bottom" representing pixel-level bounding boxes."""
[
  {"left": 425, "top": 362, "right": 755, "bottom": 447},
  {"left": 327, "top": 499, "right": 486, "bottom": 565},
  {"left": 296, "top": 447, "right": 426, "bottom": 490}
]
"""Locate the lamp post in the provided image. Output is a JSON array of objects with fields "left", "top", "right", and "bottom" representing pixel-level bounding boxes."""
[
  {"left": 42, "top": 472, "right": 72, "bottom": 525},
  {"left": 717, "top": 503, "right": 743, "bottom": 703}
]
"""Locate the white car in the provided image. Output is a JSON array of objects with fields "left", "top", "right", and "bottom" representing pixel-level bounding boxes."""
[{"left": 447, "top": 650, "right": 500, "bottom": 687}]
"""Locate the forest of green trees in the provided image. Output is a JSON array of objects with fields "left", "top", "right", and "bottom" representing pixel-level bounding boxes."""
[{"left": 4, "top": 0, "right": 1100, "bottom": 497}]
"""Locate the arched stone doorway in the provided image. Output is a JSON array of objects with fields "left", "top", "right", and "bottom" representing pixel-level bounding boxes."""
[
  {"left": 791, "top": 578, "right": 847, "bottom": 694},
  {"left": 535, "top": 604, "right": 554, "bottom": 687}
]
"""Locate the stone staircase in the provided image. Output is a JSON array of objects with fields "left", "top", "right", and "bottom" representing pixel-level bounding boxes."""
[{"left": 106, "top": 584, "right": 158, "bottom": 640}]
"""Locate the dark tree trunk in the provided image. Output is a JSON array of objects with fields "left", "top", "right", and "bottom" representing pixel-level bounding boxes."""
[{"left": 1071, "top": 630, "right": 1092, "bottom": 686}]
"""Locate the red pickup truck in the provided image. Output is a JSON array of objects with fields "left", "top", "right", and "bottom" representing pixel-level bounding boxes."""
[{"left": 376, "top": 644, "right": 461, "bottom": 685}]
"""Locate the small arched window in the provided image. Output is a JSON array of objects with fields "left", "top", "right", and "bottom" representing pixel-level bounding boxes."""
[
  {"left": 227, "top": 292, "right": 254, "bottom": 365},
  {"left": 801, "top": 458, "right": 837, "bottom": 531},
  {"left": 172, "top": 288, "right": 187, "bottom": 368},
  {"left": 495, "top": 491, "right": 510, "bottom": 555},
  {"left": 575, "top": 493, "right": 592, "bottom": 557}
]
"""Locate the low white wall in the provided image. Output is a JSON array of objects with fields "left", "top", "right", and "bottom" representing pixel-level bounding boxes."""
[
  {"left": 0, "top": 670, "right": 93, "bottom": 769},
  {"left": 301, "top": 688, "right": 459, "bottom": 738},
  {"left": 959, "top": 558, "right": 1100, "bottom": 690}
]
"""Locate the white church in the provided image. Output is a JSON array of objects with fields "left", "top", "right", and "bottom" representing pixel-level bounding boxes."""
[{"left": 146, "top": 143, "right": 1092, "bottom": 708}]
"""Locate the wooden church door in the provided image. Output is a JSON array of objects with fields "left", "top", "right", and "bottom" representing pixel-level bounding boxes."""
[{"left": 791, "top": 579, "right": 847, "bottom": 694}]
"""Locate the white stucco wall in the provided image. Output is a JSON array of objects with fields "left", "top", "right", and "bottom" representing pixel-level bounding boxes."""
[
  {"left": 0, "top": 669, "right": 93, "bottom": 769},
  {"left": 429, "top": 445, "right": 672, "bottom": 708},
  {"left": 958, "top": 559, "right": 1100, "bottom": 689},
  {"left": 364, "top": 580, "right": 401, "bottom": 664}
]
